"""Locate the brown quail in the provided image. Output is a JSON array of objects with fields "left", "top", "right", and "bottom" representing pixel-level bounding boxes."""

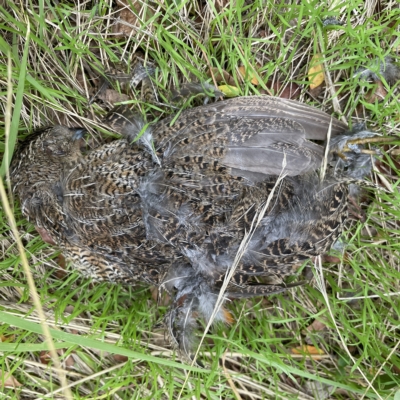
[{"left": 10, "top": 95, "right": 375, "bottom": 356}]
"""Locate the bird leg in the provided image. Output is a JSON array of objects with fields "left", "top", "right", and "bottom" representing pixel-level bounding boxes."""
[
  {"left": 330, "top": 131, "right": 397, "bottom": 180},
  {"left": 341, "top": 136, "right": 397, "bottom": 154}
]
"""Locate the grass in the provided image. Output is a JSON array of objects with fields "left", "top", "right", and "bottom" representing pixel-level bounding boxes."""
[{"left": 1, "top": 0, "right": 400, "bottom": 398}]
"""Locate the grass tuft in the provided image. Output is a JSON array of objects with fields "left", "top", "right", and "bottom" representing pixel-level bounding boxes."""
[{"left": 0, "top": 0, "right": 399, "bottom": 398}]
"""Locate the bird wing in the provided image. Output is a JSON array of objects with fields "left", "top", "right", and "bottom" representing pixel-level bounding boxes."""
[{"left": 151, "top": 95, "right": 348, "bottom": 178}]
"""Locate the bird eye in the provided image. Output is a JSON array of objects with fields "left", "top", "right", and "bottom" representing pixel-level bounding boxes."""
[
  {"left": 46, "top": 147, "right": 66, "bottom": 156},
  {"left": 43, "top": 141, "right": 67, "bottom": 156}
]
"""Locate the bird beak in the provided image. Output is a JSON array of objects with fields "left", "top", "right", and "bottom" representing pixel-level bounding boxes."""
[{"left": 72, "top": 128, "right": 86, "bottom": 140}]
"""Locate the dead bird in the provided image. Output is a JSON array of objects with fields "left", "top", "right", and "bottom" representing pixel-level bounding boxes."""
[{"left": 10, "top": 95, "right": 378, "bottom": 358}]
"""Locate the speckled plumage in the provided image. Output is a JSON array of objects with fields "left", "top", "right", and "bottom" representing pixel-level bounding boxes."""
[
  {"left": 11, "top": 96, "right": 371, "bottom": 356},
  {"left": 11, "top": 126, "right": 173, "bottom": 285}
]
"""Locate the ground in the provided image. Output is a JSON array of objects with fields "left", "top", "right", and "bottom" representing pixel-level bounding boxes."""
[{"left": 0, "top": 1, "right": 400, "bottom": 399}]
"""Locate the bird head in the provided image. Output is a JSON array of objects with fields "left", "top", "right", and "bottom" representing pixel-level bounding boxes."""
[
  {"left": 28, "top": 125, "right": 85, "bottom": 161},
  {"left": 11, "top": 125, "right": 85, "bottom": 181},
  {"left": 10, "top": 125, "right": 86, "bottom": 226}
]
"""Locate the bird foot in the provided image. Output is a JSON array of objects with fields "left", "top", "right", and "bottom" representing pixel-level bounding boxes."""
[{"left": 341, "top": 135, "right": 397, "bottom": 155}]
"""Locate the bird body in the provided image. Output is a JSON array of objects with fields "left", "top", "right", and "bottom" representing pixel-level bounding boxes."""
[{"left": 11, "top": 96, "right": 369, "bottom": 354}]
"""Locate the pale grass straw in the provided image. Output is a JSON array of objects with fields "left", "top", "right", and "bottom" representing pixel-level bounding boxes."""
[
  {"left": 313, "top": 256, "right": 383, "bottom": 400},
  {"left": 1, "top": 50, "right": 73, "bottom": 399},
  {"left": 43, "top": 361, "right": 130, "bottom": 398}
]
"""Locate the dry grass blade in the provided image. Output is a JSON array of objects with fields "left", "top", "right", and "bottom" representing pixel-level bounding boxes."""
[
  {"left": 313, "top": 256, "right": 383, "bottom": 400},
  {"left": 1, "top": 52, "right": 73, "bottom": 399}
]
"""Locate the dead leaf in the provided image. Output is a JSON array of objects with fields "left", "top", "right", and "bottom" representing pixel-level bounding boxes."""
[
  {"left": 266, "top": 81, "right": 301, "bottom": 99},
  {"left": 365, "top": 80, "right": 387, "bottom": 103},
  {"left": 64, "top": 354, "right": 75, "bottom": 368},
  {"left": 306, "top": 319, "right": 327, "bottom": 332},
  {"left": 320, "top": 255, "right": 341, "bottom": 263},
  {"left": 207, "top": 68, "right": 235, "bottom": 86},
  {"left": 54, "top": 254, "right": 68, "bottom": 280},
  {"left": 0, "top": 371, "right": 22, "bottom": 388},
  {"left": 347, "top": 345, "right": 358, "bottom": 355},
  {"left": 238, "top": 65, "right": 259, "bottom": 85},
  {"left": 113, "top": 354, "right": 129, "bottom": 363},
  {"left": 35, "top": 226, "right": 56, "bottom": 245},
  {"left": 0, "top": 334, "right": 15, "bottom": 342},
  {"left": 303, "top": 318, "right": 329, "bottom": 345},
  {"left": 40, "top": 349, "right": 76, "bottom": 369},
  {"left": 112, "top": 0, "right": 154, "bottom": 38},
  {"left": 391, "top": 364, "right": 400, "bottom": 375},
  {"left": 218, "top": 85, "right": 240, "bottom": 97},
  {"left": 40, "top": 351, "right": 52, "bottom": 365},
  {"left": 291, "top": 345, "right": 325, "bottom": 359},
  {"left": 279, "top": 82, "right": 300, "bottom": 99},
  {"left": 222, "top": 307, "right": 235, "bottom": 325},
  {"left": 309, "top": 83, "right": 324, "bottom": 98},
  {"left": 308, "top": 54, "right": 325, "bottom": 89}
]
